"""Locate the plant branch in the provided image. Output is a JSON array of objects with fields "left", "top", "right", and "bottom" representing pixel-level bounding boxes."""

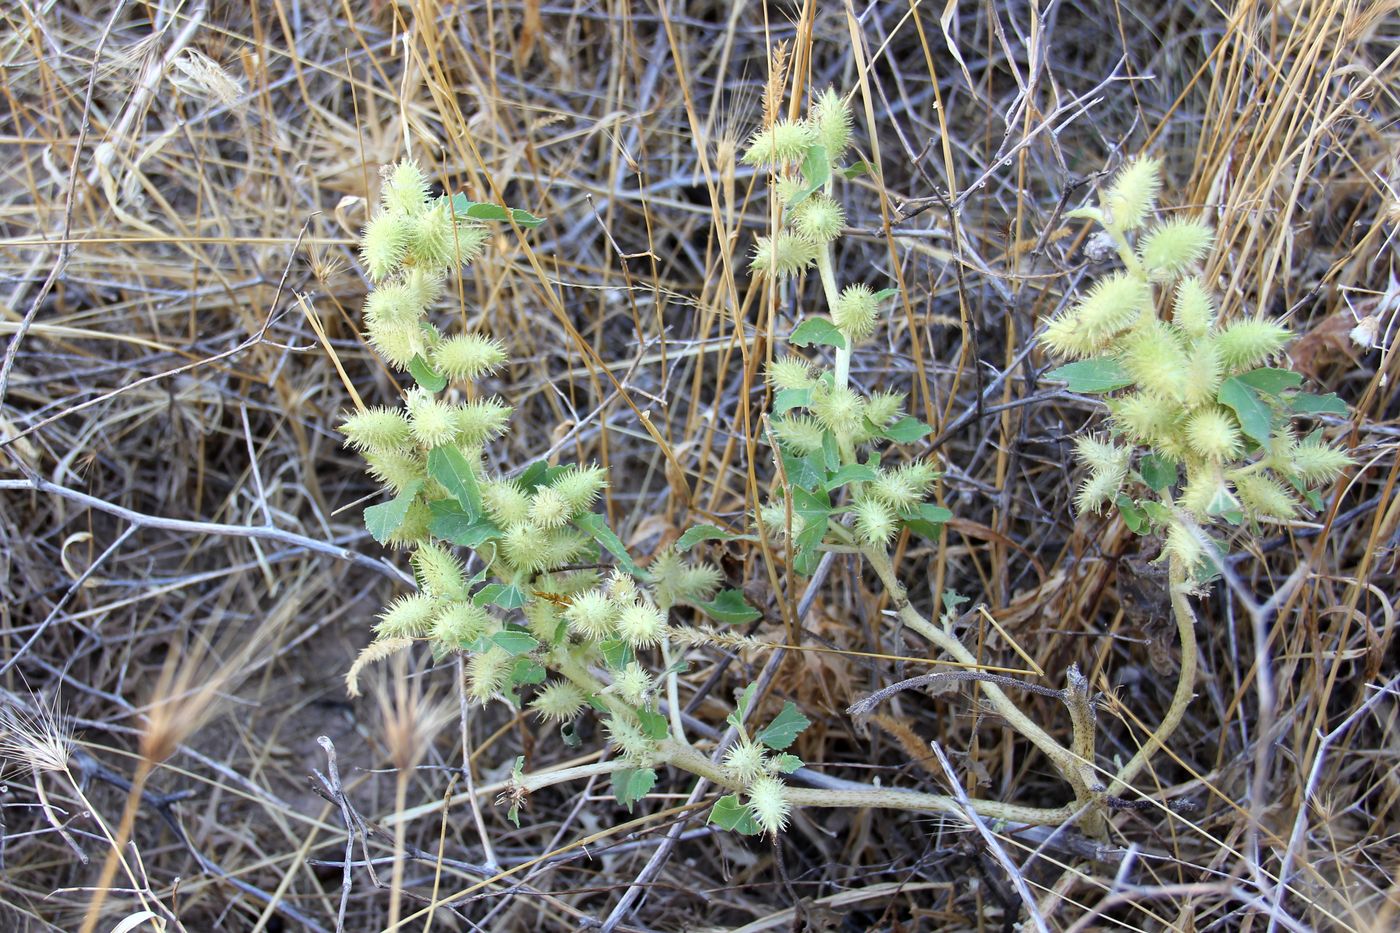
[
  {"left": 1109, "top": 557, "right": 1197, "bottom": 793},
  {"left": 860, "top": 546, "right": 1082, "bottom": 784}
]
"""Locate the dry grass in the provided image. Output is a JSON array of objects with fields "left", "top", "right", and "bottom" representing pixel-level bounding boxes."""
[{"left": 1, "top": 1, "right": 1396, "bottom": 931}]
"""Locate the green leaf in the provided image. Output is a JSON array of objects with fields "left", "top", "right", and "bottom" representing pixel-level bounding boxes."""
[
  {"left": 820, "top": 429, "right": 841, "bottom": 472},
  {"left": 509, "top": 658, "right": 547, "bottom": 686},
  {"left": 474, "top": 583, "right": 527, "bottom": 610},
  {"left": 729, "top": 683, "right": 758, "bottom": 728},
  {"left": 792, "top": 483, "right": 832, "bottom": 523},
  {"left": 756, "top": 701, "right": 811, "bottom": 750},
  {"left": 676, "top": 524, "right": 744, "bottom": 552},
  {"left": 450, "top": 193, "right": 546, "bottom": 228},
  {"left": 872, "top": 288, "right": 899, "bottom": 303},
  {"left": 1115, "top": 494, "right": 1149, "bottom": 535},
  {"left": 1046, "top": 358, "right": 1133, "bottom": 394},
  {"left": 636, "top": 709, "right": 669, "bottom": 741},
  {"left": 792, "top": 143, "right": 831, "bottom": 205},
  {"left": 1290, "top": 391, "right": 1348, "bottom": 416},
  {"left": 659, "top": 658, "right": 690, "bottom": 678},
  {"left": 599, "top": 638, "right": 633, "bottom": 671},
  {"left": 1218, "top": 376, "right": 1274, "bottom": 445},
  {"left": 573, "top": 512, "right": 645, "bottom": 578},
  {"left": 696, "top": 589, "right": 761, "bottom": 625},
  {"left": 774, "top": 753, "right": 803, "bottom": 774},
  {"left": 491, "top": 629, "right": 539, "bottom": 655},
  {"left": 839, "top": 160, "right": 873, "bottom": 180},
  {"left": 792, "top": 544, "right": 823, "bottom": 578},
  {"left": 1237, "top": 367, "right": 1304, "bottom": 396},
  {"left": 1205, "top": 487, "right": 1244, "bottom": 525},
  {"left": 779, "top": 449, "right": 825, "bottom": 491},
  {"left": 772, "top": 387, "right": 812, "bottom": 415},
  {"left": 941, "top": 590, "right": 970, "bottom": 617},
  {"left": 428, "top": 500, "right": 501, "bottom": 547},
  {"left": 516, "top": 460, "right": 568, "bottom": 491},
  {"left": 879, "top": 416, "right": 933, "bottom": 444},
  {"left": 364, "top": 481, "right": 422, "bottom": 545},
  {"left": 825, "top": 463, "right": 878, "bottom": 490},
  {"left": 1139, "top": 454, "right": 1177, "bottom": 493},
  {"left": 409, "top": 354, "right": 447, "bottom": 393},
  {"left": 1140, "top": 500, "right": 1172, "bottom": 525},
  {"left": 789, "top": 317, "right": 847, "bottom": 350},
  {"left": 900, "top": 502, "right": 952, "bottom": 540},
  {"left": 791, "top": 485, "right": 832, "bottom": 573},
  {"left": 428, "top": 446, "right": 483, "bottom": 519},
  {"left": 611, "top": 768, "right": 657, "bottom": 813},
  {"left": 708, "top": 794, "right": 760, "bottom": 834}
]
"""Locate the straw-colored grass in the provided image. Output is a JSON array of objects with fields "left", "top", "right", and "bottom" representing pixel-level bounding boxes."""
[{"left": 1, "top": 2, "right": 1395, "bottom": 931}]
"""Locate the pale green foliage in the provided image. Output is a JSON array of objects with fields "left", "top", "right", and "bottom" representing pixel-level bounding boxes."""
[
  {"left": 412, "top": 542, "right": 466, "bottom": 598},
  {"left": 1041, "top": 158, "right": 1352, "bottom": 577},
  {"left": 563, "top": 589, "right": 617, "bottom": 640},
  {"left": 650, "top": 549, "right": 722, "bottom": 609},
  {"left": 811, "top": 87, "right": 853, "bottom": 159},
  {"left": 1040, "top": 273, "right": 1150, "bottom": 358},
  {"left": 434, "top": 333, "right": 507, "bottom": 381},
  {"left": 1140, "top": 218, "right": 1214, "bottom": 281},
  {"left": 863, "top": 390, "right": 906, "bottom": 428},
  {"left": 616, "top": 600, "right": 667, "bottom": 649},
  {"left": 1072, "top": 436, "right": 1130, "bottom": 514},
  {"left": 607, "top": 662, "right": 653, "bottom": 706},
  {"left": 341, "top": 159, "right": 733, "bottom": 788},
  {"left": 375, "top": 594, "right": 437, "bottom": 639},
  {"left": 604, "top": 715, "right": 658, "bottom": 764},
  {"left": 431, "top": 601, "right": 492, "bottom": 646},
  {"left": 853, "top": 495, "right": 898, "bottom": 546}
]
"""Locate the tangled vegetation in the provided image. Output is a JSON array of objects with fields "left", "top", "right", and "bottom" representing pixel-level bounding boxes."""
[{"left": 0, "top": 3, "right": 1395, "bottom": 932}]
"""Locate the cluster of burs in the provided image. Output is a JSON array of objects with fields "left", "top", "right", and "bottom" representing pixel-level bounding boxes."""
[
  {"left": 339, "top": 160, "right": 726, "bottom": 773},
  {"left": 742, "top": 89, "right": 943, "bottom": 554},
  {"left": 1039, "top": 159, "right": 1351, "bottom": 573}
]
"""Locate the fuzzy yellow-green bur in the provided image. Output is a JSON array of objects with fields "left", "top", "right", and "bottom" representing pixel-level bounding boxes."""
[{"left": 1040, "top": 157, "right": 1353, "bottom": 794}]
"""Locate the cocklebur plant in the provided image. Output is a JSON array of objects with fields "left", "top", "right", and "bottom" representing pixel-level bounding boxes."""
[
  {"left": 341, "top": 159, "right": 771, "bottom": 818},
  {"left": 741, "top": 88, "right": 949, "bottom": 579},
  {"left": 728, "top": 89, "right": 1127, "bottom": 835},
  {"left": 1043, "top": 158, "right": 1351, "bottom": 572},
  {"left": 1040, "top": 157, "right": 1353, "bottom": 791}
]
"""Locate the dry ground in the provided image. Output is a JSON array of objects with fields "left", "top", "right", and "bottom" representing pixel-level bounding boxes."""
[{"left": 1, "top": 1, "right": 1397, "bottom": 931}]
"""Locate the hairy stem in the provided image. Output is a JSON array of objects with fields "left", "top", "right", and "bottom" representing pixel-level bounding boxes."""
[
  {"left": 660, "top": 741, "right": 1073, "bottom": 825},
  {"left": 1109, "top": 557, "right": 1197, "bottom": 793},
  {"left": 814, "top": 245, "right": 851, "bottom": 386}
]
